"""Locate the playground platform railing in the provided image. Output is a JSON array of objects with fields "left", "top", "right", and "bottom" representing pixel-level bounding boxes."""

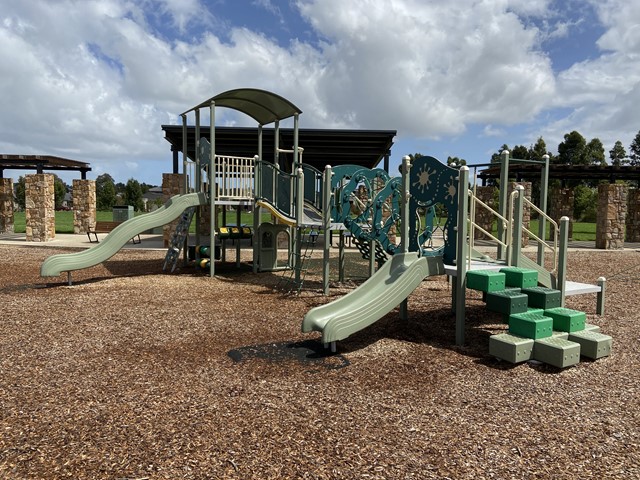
[
  {"left": 468, "top": 190, "right": 512, "bottom": 268},
  {"left": 214, "top": 155, "right": 256, "bottom": 200}
]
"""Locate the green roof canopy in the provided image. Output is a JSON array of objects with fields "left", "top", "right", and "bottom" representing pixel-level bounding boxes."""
[{"left": 181, "top": 88, "right": 302, "bottom": 125}]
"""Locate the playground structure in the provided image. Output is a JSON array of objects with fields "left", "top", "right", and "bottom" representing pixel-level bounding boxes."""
[{"left": 40, "top": 88, "right": 610, "bottom": 365}]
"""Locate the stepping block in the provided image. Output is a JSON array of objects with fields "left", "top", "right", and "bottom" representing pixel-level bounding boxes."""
[
  {"left": 466, "top": 271, "right": 506, "bottom": 292},
  {"left": 500, "top": 267, "right": 538, "bottom": 289},
  {"left": 489, "top": 333, "right": 534, "bottom": 363},
  {"left": 509, "top": 312, "right": 553, "bottom": 339},
  {"left": 568, "top": 331, "right": 613, "bottom": 359},
  {"left": 503, "top": 307, "right": 544, "bottom": 324},
  {"left": 533, "top": 337, "right": 581, "bottom": 368},
  {"left": 544, "top": 307, "right": 586, "bottom": 333},
  {"left": 551, "top": 331, "right": 569, "bottom": 340},
  {"left": 522, "top": 287, "right": 562, "bottom": 309},
  {"left": 485, "top": 287, "right": 519, "bottom": 303},
  {"left": 583, "top": 323, "right": 601, "bottom": 333},
  {"left": 486, "top": 289, "right": 529, "bottom": 315}
]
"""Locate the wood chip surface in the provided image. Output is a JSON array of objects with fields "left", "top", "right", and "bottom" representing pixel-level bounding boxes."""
[{"left": 1, "top": 245, "right": 639, "bottom": 479}]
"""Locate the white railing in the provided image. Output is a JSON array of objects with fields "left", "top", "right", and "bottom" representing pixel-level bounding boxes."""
[
  {"left": 214, "top": 155, "right": 256, "bottom": 200},
  {"left": 520, "top": 194, "right": 559, "bottom": 274},
  {"left": 468, "top": 191, "right": 512, "bottom": 268}
]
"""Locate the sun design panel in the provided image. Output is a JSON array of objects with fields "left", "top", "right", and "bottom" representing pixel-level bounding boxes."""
[{"left": 408, "top": 156, "right": 459, "bottom": 264}]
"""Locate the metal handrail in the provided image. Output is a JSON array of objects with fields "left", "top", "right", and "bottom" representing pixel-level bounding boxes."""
[
  {"left": 467, "top": 191, "right": 512, "bottom": 268},
  {"left": 521, "top": 195, "right": 559, "bottom": 273}
]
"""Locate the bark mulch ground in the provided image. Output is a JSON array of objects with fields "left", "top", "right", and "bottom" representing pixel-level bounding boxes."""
[{"left": 1, "top": 245, "right": 639, "bottom": 479}]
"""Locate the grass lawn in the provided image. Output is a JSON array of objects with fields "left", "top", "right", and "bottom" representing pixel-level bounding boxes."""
[{"left": 11, "top": 210, "right": 278, "bottom": 234}]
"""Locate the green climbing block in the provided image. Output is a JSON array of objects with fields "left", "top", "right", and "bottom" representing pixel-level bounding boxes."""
[
  {"left": 543, "top": 307, "right": 586, "bottom": 332},
  {"left": 486, "top": 289, "right": 529, "bottom": 315},
  {"left": 500, "top": 267, "right": 539, "bottom": 289},
  {"left": 568, "top": 330, "right": 613, "bottom": 359},
  {"left": 503, "top": 308, "right": 544, "bottom": 324},
  {"left": 466, "top": 271, "right": 506, "bottom": 292},
  {"left": 522, "top": 287, "right": 562, "bottom": 309},
  {"left": 509, "top": 312, "right": 553, "bottom": 339},
  {"left": 583, "top": 323, "right": 601, "bottom": 333},
  {"left": 533, "top": 337, "right": 581, "bottom": 368},
  {"left": 489, "top": 333, "right": 534, "bottom": 363},
  {"left": 485, "top": 287, "right": 519, "bottom": 303}
]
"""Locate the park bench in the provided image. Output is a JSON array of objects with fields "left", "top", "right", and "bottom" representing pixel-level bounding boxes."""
[{"left": 87, "top": 221, "right": 141, "bottom": 244}]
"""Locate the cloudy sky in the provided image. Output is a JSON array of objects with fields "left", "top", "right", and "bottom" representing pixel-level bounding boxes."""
[{"left": 1, "top": 0, "right": 639, "bottom": 186}]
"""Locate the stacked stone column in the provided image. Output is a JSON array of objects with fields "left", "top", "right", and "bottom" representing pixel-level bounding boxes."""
[
  {"left": 72, "top": 179, "right": 96, "bottom": 234},
  {"left": 473, "top": 186, "right": 497, "bottom": 240},
  {"left": 0, "top": 178, "right": 14, "bottom": 234},
  {"left": 549, "top": 187, "right": 574, "bottom": 239},
  {"left": 596, "top": 184, "right": 627, "bottom": 249},
  {"left": 626, "top": 188, "right": 640, "bottom": 242},
  {"left": 162, "top": 173, "right": 186, "bottom": 247},
  {"left": 25, "top": 174, "right": 55, "bottom": 242}
]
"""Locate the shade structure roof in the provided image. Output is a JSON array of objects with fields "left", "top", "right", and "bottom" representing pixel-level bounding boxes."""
[
  {"left": 0, "top": 154, "right": 91, "bottom": 179},
  {"left": 181, "top": 88, "right": 303, "bottom": 126},
  {"left": 162, "top": 125, "right": 397, "bottom": 172},
  {"left": 477, "top": 162, "right": 640, "bottom": 183}
]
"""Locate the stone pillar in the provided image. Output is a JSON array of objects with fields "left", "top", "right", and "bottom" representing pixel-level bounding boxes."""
[
  {"left": 0, "top": 178, "right": 14, "bottom": 234},
  {"left": 508, "top": 182, "right": 532, "bottom": 246},
  {"left": 72, "top": 179, "right": 96, "bottom": 234},
  {"left": 596, "top": 184, "right": 627, "bottom": 249},
  {"left": 473, "top": 186, "right": 498, "bottom": 240},
  {"left": 25, "top": 174, "right": 55, "bottom": 242},
  {"left": 549, "top": 187, "right": 574, "bottom": 239},
  {"left": 626, "top": 188, "right": 640, "bottom": 242},
  {"left": 162, "top": 173, "right": 185, "bottom": 247}
]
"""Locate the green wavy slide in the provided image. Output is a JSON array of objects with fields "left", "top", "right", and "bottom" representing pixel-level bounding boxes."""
[
  {"left": 41, "top": 192, "right": 208, "bottom": 277},
  {"left": 302, "top": 252, "right": 445, "bottom": 344}
]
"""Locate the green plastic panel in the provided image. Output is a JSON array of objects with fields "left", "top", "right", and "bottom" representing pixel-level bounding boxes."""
[
  {"left": 466, "top": 271, "right": 506, "bottom": 292},
  {"left": 533, "top": 337, "right": 581, "bottom": 368},
  {"left": 486, "top": 289, "right": 529, "bottom": 315},
  {"left": 489, "top": 333, "right": 534, "bottom": 363},
  {"left": 544, "top": 307, "right": 586, "bottom": 332},
  {"left": 500, "top": 267, "right": 538, "bottom": 289},
  {"left": 522, "top": 287, "right": 562, "bottom": 309},
  {"left": 509, "top": 312, "right": 553, "bottom": 339},
  {"left": 568, "top": 331, "right": 613, "bottom": 359}
]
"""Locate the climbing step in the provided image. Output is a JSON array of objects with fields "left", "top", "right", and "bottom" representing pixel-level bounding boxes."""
[
  {"left": 466, "top": 270, "right": 506, "bottom": 292},
  {"left": 522, "top": 287, "right": 562, "bottom": 310},
  {"left": 584, "top": 323, "right": 601, "bottom": 333},
  {"left": 499, "top": 267, "right": 538, "bottom": 289},
  {"left": 533, "top": 337, "right": 581, "bottom": 368},
  {"left": 568, "top": 330, "right": 613, "bottom": 359},
  {"left": 489, "top": 333, "right": 534, "bottom": 363},
  {"left": 503, "top": 307, "right": 544, "bottom": 324},
  {"left": 509, "top": 311, "right": 553, "bottom": 340},
  {"left": 544, "top": 307, "right": 586, "bottom": 333},
  {"left": 485, "top": 289, "right": 528, "bottom": 316}
]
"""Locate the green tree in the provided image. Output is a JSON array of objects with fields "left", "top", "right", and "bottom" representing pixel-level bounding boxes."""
[
  {"left": 630, "top": 130, "right": 640, "bottom": 166},
  {"left": 609, "top": 141, "right": 628, "bottom": 166},
  {"left": 557, "top": 131, "right": 587, "bottom": 165},
  {"left": 585, "top": 138, "right": 606, "bottom": 166},
  {"left": 528, "top": 137, "right": 550, "bottom": 161},
  {"left": 124, "top": 178, "right": 144, "bottom": 212},
  {"left": 511, "top": 145, "right": 529, "bottom": 160},
  {"left": 490, "top": 144, "right": 510, "bottom": 164},
  {"left": 573, "top": 185, "right": 597, "bottom": 222},
  {"left": 446, "top": 156, "right": 467, "bottom": 167},
  {"left": 96, "top": 173, "right": 117, "bottom": 211},
  {"left": 53, "top": 175, "right": 67, "bottom": 210},
  {"left": 14, "top": 176, "right": 26, "bottom": 210}
]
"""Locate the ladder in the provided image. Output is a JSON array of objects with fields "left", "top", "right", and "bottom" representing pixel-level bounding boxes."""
[{"left": 163, "top": 207, "right": 196, "bottom": 272}]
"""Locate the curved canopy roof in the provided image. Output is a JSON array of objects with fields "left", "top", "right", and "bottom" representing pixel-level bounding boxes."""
[{"left": 181, "top": 88, "right": 302, "bottom": 125}]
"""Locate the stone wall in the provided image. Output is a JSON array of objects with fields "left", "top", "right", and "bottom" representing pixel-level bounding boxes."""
[
  {"left": 596, "top": 183, "right": 627, "bottom": 249},
  {"left": 549, "top": 187, "right": 574, "bottom": 238},
  {"left": 25, "top": 174, "right": 55, "bottom": 242},
  {"left": 473, "top": 186, "right": 497, "bottom": 240},
  {"left": 162, "top": 174, "right": 185, "bottom": 247},
  {"left": 0, "top": 178, "right": 14, "bottom": 234},
  {"left": 72, "top": 179, "right": 96, "bottom": 234},
  {"left": 626, "top": 188, "right": 640, "bottom": 242}
]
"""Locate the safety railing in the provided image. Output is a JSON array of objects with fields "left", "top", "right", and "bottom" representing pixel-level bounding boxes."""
[
  {"left": 467, "top": 190, "right": 512, "bottom": 268},
  {"left": 214, "top": 155, "right": 256, "bottom": 200}
]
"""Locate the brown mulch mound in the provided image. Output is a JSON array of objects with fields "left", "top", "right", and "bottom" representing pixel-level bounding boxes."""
[{"left": 1, "top": 245, "right": 639, "bottom": 479}]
